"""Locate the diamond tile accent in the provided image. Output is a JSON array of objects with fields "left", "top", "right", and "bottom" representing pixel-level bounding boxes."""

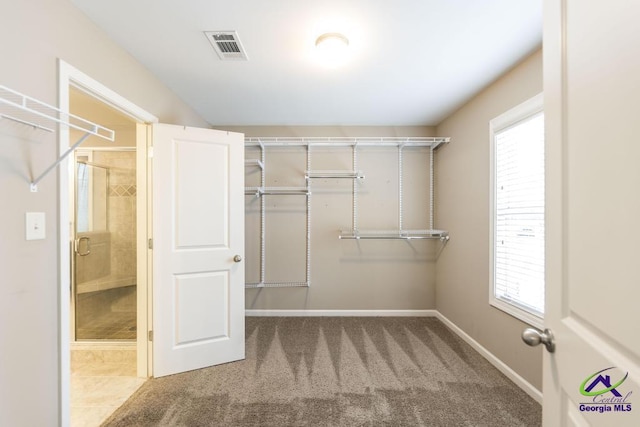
[{"left": 108, "top": 185, "right": 137, "bottom": 197}]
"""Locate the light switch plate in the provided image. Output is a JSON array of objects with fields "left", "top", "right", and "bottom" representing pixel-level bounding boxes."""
[{"left": 26, "top": 212, "right": 46, "bottom": 240}]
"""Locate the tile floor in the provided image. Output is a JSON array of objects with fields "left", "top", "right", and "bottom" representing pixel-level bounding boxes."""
[
  {"left": 70, "top": 347, "right": 146, "bottom": 427},
  {"left": 76, "top": 312, "right": 137, "bottom": 340}
]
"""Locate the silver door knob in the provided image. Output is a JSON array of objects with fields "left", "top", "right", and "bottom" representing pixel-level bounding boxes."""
[
  {"left": 522, "top": 328, "right": 555, "bottom": 353},
  {"left": 233, "top": 255, "right": 242, "bottom": 263}
]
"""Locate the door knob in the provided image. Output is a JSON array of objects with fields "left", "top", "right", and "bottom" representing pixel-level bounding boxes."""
[
  {"left": 522, "top": 328, "right": 555, "bottom": 353},
  {"left": 233, "top": 255, "right": 242, "bottom": 263}
]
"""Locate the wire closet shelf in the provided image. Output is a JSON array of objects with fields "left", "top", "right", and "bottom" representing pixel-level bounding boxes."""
[
  {"left": 247, "top": 137, "right": 451, "bottom": 242},
  {"left": 0, "top": 85, "right": 115, "bottom": 191},
  {"left": 243, "top": 136, "right": 451, "bottom": 288}
]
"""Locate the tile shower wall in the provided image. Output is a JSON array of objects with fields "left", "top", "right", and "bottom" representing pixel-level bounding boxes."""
[{"left": 97, "top": 150, "right": 137, "bottom": 284}]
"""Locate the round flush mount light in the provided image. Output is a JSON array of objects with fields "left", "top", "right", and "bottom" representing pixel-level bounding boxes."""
[{"left": 315, "top": 32, "right": 350, "bottom": 68}]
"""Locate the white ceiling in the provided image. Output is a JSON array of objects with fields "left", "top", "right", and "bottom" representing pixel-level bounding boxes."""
[{"left": 71, "top": 0, "right": 542, "bottom": 127}]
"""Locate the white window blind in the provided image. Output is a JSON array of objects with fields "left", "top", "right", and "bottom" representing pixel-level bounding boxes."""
[{"left": 491, "top": 94, "right": 544, "bottom": 326}]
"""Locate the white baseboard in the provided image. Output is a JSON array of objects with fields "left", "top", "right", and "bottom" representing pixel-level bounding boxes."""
[
  {"left": 244, "top": 308, "right": 542, "bottom": 404},
  {"left": 245, "top": 309, "right": 438, "bottom": 317},
  {"left": 434, "top": 312, "right": 543, "bottom": 404}
]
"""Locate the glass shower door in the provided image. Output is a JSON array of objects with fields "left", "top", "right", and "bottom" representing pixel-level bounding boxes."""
[{"left": 74, "top": 160, "right": 111, "bottom": 340}]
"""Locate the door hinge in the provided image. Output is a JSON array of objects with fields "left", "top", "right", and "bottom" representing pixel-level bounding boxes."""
[
  {"left": 148, "top": 330, "right": 153, "bottom": 341},
  {"left": 148, "top": 238, "right": 153, "bottom": 249}
]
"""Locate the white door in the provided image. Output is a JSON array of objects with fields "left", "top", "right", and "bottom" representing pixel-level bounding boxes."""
[
  {"left": 152, "top": 123, "right": 245, "bottom": 377},
  {"left": 543, "top": 1, "right": 640, "bottom": 426}
]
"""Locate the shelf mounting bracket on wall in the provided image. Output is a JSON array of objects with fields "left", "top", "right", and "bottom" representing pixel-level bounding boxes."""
[{"left": 0, "top": 85, "right": 115, "bottom": 192}]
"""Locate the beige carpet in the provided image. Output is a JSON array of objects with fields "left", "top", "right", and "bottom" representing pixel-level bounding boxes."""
[{"left": 102, "top": 317, "right": 541, "bottom": 426}]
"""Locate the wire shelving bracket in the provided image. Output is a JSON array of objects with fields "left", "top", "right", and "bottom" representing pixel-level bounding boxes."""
[{"left": 0, "top": 85, "right": 115, "bottom": 192}]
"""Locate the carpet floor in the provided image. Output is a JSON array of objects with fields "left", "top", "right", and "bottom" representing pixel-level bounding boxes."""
[{"left": 102, "top": 317, "right": 541, "bottom": 426}]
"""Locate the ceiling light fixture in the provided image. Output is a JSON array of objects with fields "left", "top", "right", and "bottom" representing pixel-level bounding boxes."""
[{"left": 315, "top": 32, "right": 350, "bottom": 68}]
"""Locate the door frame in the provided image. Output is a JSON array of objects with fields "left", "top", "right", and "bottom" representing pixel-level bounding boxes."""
[{"left": 57, "top": 60, "right": 158, "bottom": 426}]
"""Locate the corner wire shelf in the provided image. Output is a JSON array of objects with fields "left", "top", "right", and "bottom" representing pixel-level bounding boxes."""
[{"left": 0, "top": 85, "right": 115, "bottom": 192}]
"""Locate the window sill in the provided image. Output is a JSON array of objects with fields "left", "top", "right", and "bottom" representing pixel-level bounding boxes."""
[{"left": 490, "top": 297, "right": 544, "bottom": 330}]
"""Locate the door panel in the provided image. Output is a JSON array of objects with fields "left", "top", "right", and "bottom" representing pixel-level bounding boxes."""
[
  {"left": 174, "top": 140, "right": 229, "bottom": 248},
  {"left": 174, "top": 271, "right": 229, "bottom": 345},
  {"left": 544, "top": 1, "right": 640, "bottom": 425},
  {"left": 152, "top": 123, "right": 244, "bottom": 377}
]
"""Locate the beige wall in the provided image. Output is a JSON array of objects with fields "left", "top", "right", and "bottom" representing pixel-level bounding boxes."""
[
  {"left": 435, "top": 49, "right": 544, "bottom": 390},
  {"left": 0, "top": 1, "right": 208, "bottom": 425}
]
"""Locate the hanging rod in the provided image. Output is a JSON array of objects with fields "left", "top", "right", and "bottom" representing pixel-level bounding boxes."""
[
  {"left": 245, "top": 281, "right": 310, "bottom": 289},
  {"left": 245, "top": 137, "right": 450, "bottom": 148},
  {"left": 305, "top": 170, "right": 364, "bottom": 180},
  {"left": 0, "top": 85, "right": 116, "bottom": 192},
  {"left": 245, "top": 186, "right": 310, "bottom": 197},
  {"left": 339, "top": 229, "right": 450, "bottom": 241}
]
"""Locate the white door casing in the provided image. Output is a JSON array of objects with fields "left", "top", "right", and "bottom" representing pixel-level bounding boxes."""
[
  {"left": 544, "top": 1, "right": 640, "bottom": 426},
  {"left": 152, "top": 123, "right": 245, "bottom": 377}
]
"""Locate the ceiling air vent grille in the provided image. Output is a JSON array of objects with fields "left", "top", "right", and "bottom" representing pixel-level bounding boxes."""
[{"left": 204, "top": 31, "right": 248, "bottom": 61}]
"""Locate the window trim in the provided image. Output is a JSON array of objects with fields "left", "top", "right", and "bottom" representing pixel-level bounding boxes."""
[{"left": 489, "top": 93, "right": 544, "bottom": 329}]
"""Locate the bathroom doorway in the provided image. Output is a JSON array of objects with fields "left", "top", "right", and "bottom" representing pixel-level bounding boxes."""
[
  {"left": 58, "top": 61, "right": 158, "bottom": 426},
  {"left": 69, "top": 86, "right": 140, "bottom": 344},
  {"left": 67, "top": 85, "right": 148, "bottom": 426}
]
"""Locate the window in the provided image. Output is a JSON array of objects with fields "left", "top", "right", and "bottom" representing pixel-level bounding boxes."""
[
  {"left": 76, "top": 161, "right": 90, "bottom": 232},
  {"left": 490, "top": 94, "right": 544, "bottom": 328}
]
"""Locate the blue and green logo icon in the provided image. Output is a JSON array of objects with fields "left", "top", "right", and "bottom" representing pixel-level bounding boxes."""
[
  {"left": 578, "top": 367, "right": 632, "bottom": 414},
  {"left": 580, "top": 367, "right": 628, "bottom": 397}
]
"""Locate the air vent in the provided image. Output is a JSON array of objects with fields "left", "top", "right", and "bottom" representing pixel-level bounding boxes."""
[{"left": 204, "top": 31, "right": 248, "bottom": 61}]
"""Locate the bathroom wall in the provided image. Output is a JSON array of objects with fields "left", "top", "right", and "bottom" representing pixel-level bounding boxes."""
[{"left": 96, "top": 150, "right": 137, "bottom": 286}]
